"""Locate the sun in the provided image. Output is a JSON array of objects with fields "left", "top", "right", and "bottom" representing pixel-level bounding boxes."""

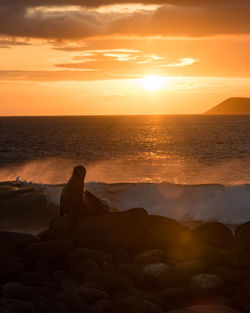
[{"left": 142, "top": 75, "right": 164, "bottom": 91}]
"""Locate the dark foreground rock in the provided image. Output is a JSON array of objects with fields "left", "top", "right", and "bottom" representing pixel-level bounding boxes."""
[
  {"left": 50, "top": 208, "right": 148, "bottom": 251},
  {"left": 235, "top": 222, "right": 250, "bottom": 247},
  {"left": 0, "top": 250, "right": 26, "bottom": 283},
  {"left": 24, "top": 239, "right": 74, "bottom": 264},
  {"left": 167, "top": 305, "right": 242, "bottom": 313},
  {"left": 192, "top": 223, "right": 234, "bottom": 249},
  {"left": 1, "top": 211, "right": 250, "bottom": 313}
]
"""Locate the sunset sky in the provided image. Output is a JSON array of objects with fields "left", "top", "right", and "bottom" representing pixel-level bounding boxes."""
[{"left": 0, "top": 0, "right": 250, "bottom": 115}]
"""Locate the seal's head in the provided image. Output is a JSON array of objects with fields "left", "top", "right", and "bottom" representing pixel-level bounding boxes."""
[{"left": 73, "top": 165, "right": 86, "bottom": 178}]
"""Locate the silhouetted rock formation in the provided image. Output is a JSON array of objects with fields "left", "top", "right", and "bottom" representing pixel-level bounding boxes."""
[
  {"left": 1, "top": 210, "right": 250, "bottom": 312},
  {"left": 205, "top": 98, "right": 250, "bottom": 115}
]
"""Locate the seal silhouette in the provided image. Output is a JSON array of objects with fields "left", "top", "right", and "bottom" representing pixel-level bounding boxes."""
[{"left": 60, "top": 165, "right": 86, "bottom": 217}]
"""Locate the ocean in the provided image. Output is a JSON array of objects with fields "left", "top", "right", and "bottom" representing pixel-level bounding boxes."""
[{"left": 0, "top": 115, "right": 250, "bottom": 229}]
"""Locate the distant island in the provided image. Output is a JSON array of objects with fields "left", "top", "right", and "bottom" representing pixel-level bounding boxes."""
[{"left": 205, "top": 97, "right": 250, "bottom": 114}]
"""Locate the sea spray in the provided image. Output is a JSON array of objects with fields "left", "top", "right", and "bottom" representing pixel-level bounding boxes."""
[{"left": 2, "top": 180, "right": 250, "bottom": 225}]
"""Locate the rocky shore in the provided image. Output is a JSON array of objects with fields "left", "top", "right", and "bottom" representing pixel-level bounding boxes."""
[{"left": 0, "top": 208, "right": 250, "bottom": 313}]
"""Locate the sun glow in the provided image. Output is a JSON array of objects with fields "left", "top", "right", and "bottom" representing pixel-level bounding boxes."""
[{"left": 142, "top": 75, "right": 165, "bottom": 91}]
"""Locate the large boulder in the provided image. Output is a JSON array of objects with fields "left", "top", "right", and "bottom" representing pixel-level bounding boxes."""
[
  {"left": 0, "top": 250, "right": 26, "bottom": 282},
  {"left": 24, "top": 239, "right": 74, "bottom": 264},
  {"left": 192, "top": 223, "right": 234, "bottom": 250},
  {"left": 145, "top": 215, "right": 191, "bottom": 249},
  {"left": 50, "top": 208, "right": 149, "bottom": 251},
  {"left": 84, "top": 270, "right": 133, "bottom": 294},
  {"left": 235, "top": 222, "right": 250, "bottom": 247},
  {"left": 189, "top": 274, "right": 224, "bottom": 294},
  {"left": 143, "top": 263, "right": 170, "bottom": 281}
]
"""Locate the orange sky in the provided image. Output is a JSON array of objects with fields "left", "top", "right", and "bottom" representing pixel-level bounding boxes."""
[{"left": 0, "top": 2, "right": 250, "bottom": 115}]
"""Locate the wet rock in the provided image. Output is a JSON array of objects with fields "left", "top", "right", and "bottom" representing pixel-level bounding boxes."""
[
  {"left": 159, "top": 287, "right": 189, "bottom": 306},
  {"left": 117, "top": 263, "right": 146, "bottom": 288},
  {"left": 113, "top": 248, "right": 130, "bottom": 263},
  {"left": 31, "top": 297, "right": 71, "bottom": 313},
  {"left": 2, "top": 281, "right": 57, "bottom": 300},
  {"left": 132, "top": 250, "right": 165, "bottom": 266},
  {"left": 85, "top": 271, "right": 133, "bottom": 294},
  {"left": 37, "top": 229, "right": 50, "bottom": 241},
  {"left": 0, "top": 297, "right": 35, "bottom": 313},
  {"left": 101, "top": 260, "right": 116, "bottom": 272},
  {"left": 54, "top": 270, "right": 81, "bottom": 283},
  {"left": 189, "top": 295, "right": 233, "bottom": 307},
  {"left": 189, "top": 244, "right": 230, "bottom": 266},
  {"left": 146, "top": 215, "right": 191, "bottom": 249},
  {"left": 235, "top": 222, "right": 250, "bottom": 247},
  {"left": 110, "top": 295, "right": 146, "bottom": 313},
  {"left": 142, "top": 294, "right": 169, "bottom": 311},
  {"left": 166, "top": 304, "right": 242, "bottom": 313},
  {"left": 18, "top": 271, "right": 52, "bottom": 286},
  {"left": 158, "top": 270, "right": 176, "bottom": 289},
  {"left": 50, "top": 208, "right": 148, "bottom": 251},
  {"left": 232, "top": 293, "right": 249, "bottom": 311},
  {"left": 229, "top": 247, "right": 250, "bottom": 271},
  {"left": 33, "top": 262, "right": 50, "bottom": 272},
  {"left": 60, "top": 280, "right": 79, "bottom": 291},
  {"left": 91, "top": 299, "right": 112, "bottom": 312},
  {"left": 24, "top": 239, "right": 74, "bottom": 264},
  {"left": 70, "top": 260, "right": 100, "bottom": 277},
  {"left": 56, "top": 290, "right": 101, "bottom": 313},
  {"left": 237, "top": 276, "right": 250, "bottom": 300},
  {"left": 143, "top": 263, "right": 170, "bottom": 281},
  {"left": 0, "top": 231, "right": 38, "bottom": 254},
  {"left": 189, "top": 274, "right": 224, "bottom": 294},
  {"left": 192, "top": 223, "right": 234, "bottom": 249},
  {"left": 76, "top": 286, "right": 109, "bottom": 304},
  {"left": 144, "top": 300, "right": 164, "bottom": 313},
  {"left": 171, "top": 260, "right": 207, "bottom": 284},
  {"left": 210, "top": 266, "right": 249, "bottom": 285},
  {"left": 0, "top": 250, "right": 26, "bottom": 282},
  {"left": 67, "top": 248, "right": 112, "bottom": 265},
  {"left": 2, "top": 282, "right": 24, "bottom": 298}
]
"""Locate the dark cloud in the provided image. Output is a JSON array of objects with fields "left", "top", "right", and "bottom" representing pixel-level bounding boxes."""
[
  {"left": 0, "top": 2, "right": 249, "bottom": 39},
  {"left": 0, "top": 39, "right": 30, "bottom": 48},
  {"left": 0, "top": 0, "right": 246, "bottom": 7}
]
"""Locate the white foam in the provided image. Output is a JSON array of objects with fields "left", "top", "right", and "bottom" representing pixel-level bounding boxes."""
[{"left": 25, "top": 180, "right": 250, "bottom": 225}]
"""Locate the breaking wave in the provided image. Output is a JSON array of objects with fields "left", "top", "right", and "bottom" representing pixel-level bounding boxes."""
[{"left": 2, "top": 179, "right": 250, "bottom": 226}]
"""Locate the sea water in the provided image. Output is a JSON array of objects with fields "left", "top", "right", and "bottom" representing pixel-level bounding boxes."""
[{"left": 0, "top": 115, "right": 250, "bottom": 225}]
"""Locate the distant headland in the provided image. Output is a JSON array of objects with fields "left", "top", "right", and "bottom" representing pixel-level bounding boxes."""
[{"left": 205, "top": 97, "right": 250, "bottom": 115}]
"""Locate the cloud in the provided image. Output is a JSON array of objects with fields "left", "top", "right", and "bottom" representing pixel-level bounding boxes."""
[
  {"left": 0, "top": 2, "right": 249, "bottom": 40},
  {"left": 0, "top": 70, "right": 117, "bottom": 81},
  {"left": 0, "top": 0, "right": 245, "bottom": 7},
  {"left": 161, "top": 58, "right": 196, "bottom": 67},
  {"left": 0, "top": 39, "right": 30, "bottom": 48}
]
